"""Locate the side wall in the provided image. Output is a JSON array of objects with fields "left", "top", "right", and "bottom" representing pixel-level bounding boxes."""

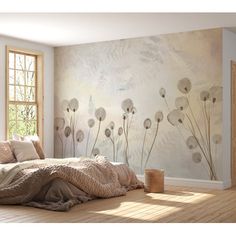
[
  {"left": 0, "top": 35, "right": 54, "bottom": 157},
  {"left": 222, "top": 29, "right": 236, "bottom": 188}
]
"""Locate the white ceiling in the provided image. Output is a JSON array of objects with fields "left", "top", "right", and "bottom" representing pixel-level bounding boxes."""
[{"left": 1, "top": 13, "right": 236, "bottom": 47}]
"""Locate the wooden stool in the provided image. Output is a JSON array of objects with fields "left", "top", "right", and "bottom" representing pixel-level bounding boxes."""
[{"left": 144, "top": 169, "right": 164, "bottom": 193}]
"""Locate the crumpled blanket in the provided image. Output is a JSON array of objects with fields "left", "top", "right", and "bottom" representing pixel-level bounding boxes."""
[{"left": 0, "top": 156, "right": 143, "bottom": 211}]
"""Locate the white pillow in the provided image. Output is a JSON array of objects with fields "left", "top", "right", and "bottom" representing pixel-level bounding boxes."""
[
  {"left": 12, "top": 133, "right": 23, "bottom": 141},
  {"left": 10, "top": 140, "right": 40, "bottom": 162}
]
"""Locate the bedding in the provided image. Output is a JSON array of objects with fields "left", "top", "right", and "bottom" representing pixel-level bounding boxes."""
[{"left": 0, "top": 156, "right": 143, "bottom": 211}]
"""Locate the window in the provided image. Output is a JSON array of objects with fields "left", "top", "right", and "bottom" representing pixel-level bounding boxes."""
[{"left": 6, "top": 47, "right": 44, "bottom": 142}]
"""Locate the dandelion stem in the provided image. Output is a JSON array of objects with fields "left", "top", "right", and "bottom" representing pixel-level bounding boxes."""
[
  {"left": 202, "top": 102, "right": 209, "bottom": 149},
  {"left": 57, "top": 131, "right": 63, "bottom": 158},
  {"left": 72, "top": 112, "right": 76, "bottom": 157},
  {"left": 115, "top": 136, "right": 120, "bottom": 162},
  {"left": 187, "top": 97, "right": 208, "bottom": 151},
  {"left": 187, "top": 125, "right": 217, "bottom": 180},
  {"left": 112, "top": 129, "right": 115, "bottom": 160},
  {"left": 109, "top": 136, "right": 115, "bottom": 162},
  {"left": 164, "top": 97, "right": 170, "bottom": 111},
  {"left": 164, "top": 97, "right": 186, "bottom": 143},
  {"left": 123, "top": 119, "right": 129, "bottom": 166},
  {"left": 144, "top": 122, "right": 160, "bottom": 170},
  {"left": 90, "top": 120, "right": 101, "bottom": 157},
  {"left": 128, "top": 114, "right": 134, "bottom": 129},
  {"left": 141, "top": 129, "right": 147, "bottom": 173},
  {"left": 85, "top": 129, "right": 91, "bottom": 157},
  {"left": 186, "top": 113, "right": 196, "bottom": 136}
]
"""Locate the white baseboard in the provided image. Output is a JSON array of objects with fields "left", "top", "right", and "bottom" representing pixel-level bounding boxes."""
[
  {"left": 137, "top": 175, "right": 227, "bottom": 190},
  {"left": 223, "top": 179, "right": 232, "bottom": 189}
]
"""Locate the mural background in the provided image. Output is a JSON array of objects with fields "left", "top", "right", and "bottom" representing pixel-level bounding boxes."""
[{"left": 54, "top": 28, "right": 222, "bottom": 180}]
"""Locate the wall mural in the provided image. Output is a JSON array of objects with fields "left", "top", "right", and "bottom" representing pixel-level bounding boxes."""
[{"left": 54, "top": 28, "right": 222, "bottom": 181}]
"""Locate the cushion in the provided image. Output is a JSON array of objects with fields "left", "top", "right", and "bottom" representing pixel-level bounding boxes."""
[
  {"left": 0, "top": 141, "right": 16, "bottom": 164},
  {"left": 24, "top": 135, "right": 45, "bottom": 159},
  {"left": 32, "top": 140, "right": 45, "bottom": 159},
  {"left": 10, "top": 140, "right": 40, "bottom": 162}
]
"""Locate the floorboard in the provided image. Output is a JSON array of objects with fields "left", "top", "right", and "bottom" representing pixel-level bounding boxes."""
[{"left": 0, "top": 185, "right": 235, "bottom": 223}]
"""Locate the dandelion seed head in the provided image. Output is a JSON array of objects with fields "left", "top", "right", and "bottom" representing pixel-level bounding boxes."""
[
  {"left": 155, "top": 111, "right": 164, "bottom": 123},
  {"left": 76, "top": 130, "right": 84, "bottom": 142},
  {"left": 143, "top": 118, "right": 152, "bottom": 129},
  {"left": 88, "top": 118, "right": 95, "bottom": 128},
  {"left": 200, "top": 91, "right": 210, "bottom": 102},
  {"left": 186, "top": 136, "right": 198, "bottom": 149},
  {"left": 212, "top": 134, "right": 222, "bottom": 144},
  {"left": 209, "top": 86, "right": 222, "bottom": 103},
  {"left": 105, "top": 128, "right": 111, "bottom": 138},
  {"left": 118, "top": 127, "right": 123, "bottom": 136},
  {"left": 61, "top": 100, "right": 70, "bottom": 112},
  {"left": 95, "top": 107, "right": 106, "bottom": 121},
  {"left": 175, "top": 97, "right": 189, "bottom": 111},
  {"left": 177, "top": 78, "right": 192, "bottom": 94},
  {"left": 109, "top": 121, "right": 115, "bottom": 130},
  {"left": 92, "top": 148, "right": 100, "bottom": 157},
  {"left": 192, "top": 152, "right": 202, "bottom": 163},
  {"left": 167, "top": 109, "right": 185, "bottom": 126},
  {"left": 159, "top": 88, "right": 166, "bottom": 98},
  {"left": 69, "top": 98, "right": 79, "bottom": 112},
  {"left": 54, "top": 117, "right": 65, "bottom": 131},
  {"left": 64, "top": 126, "right": 71, "bottom": 138},
  {"left": 121, "top": 98, "right": 134, "bottom": 113}
]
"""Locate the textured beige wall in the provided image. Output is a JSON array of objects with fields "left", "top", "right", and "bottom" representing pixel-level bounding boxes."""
[{"left": 54, "top": 28, "right": 222, "bottom": 180}]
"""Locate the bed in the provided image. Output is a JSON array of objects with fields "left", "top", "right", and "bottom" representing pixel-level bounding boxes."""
[{"left": 0, "top": 156, "right": 143, "bottom": 211}]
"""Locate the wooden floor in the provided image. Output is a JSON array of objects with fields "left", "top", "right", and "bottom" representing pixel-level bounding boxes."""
[{"left": 0, "top": 185, "right": 236, "bottom": 223}]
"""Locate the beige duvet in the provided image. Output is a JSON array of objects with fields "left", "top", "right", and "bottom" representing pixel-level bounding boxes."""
[{"left": 0, "top": 156, "right": 143, "bottom": 211}]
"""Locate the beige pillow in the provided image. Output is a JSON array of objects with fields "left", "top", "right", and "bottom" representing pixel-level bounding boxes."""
[
  {"left": 10, "top": 140, "right": 40, "bottom": 162},
  {"left": 0, "top": 141, "right": 16, "bottom": 164},
  {"left": 32, "top": 140, "right": 45, "bottom": 159},
  {"left": 23, "top": 135, "right": 45, "bottom": 159}
]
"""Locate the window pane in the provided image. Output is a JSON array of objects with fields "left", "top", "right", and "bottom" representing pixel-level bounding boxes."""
[
  {"left": 9, "top": 52, "right": 15, "bottom": 69},
  {"left": 25, "top": 87, "right": 35, "bottom": 102},
  {"left": 27, "top": 105, "right": 37, "bottom": 120},
  {"left": 9, "top": 104, "right": 16, "bottom": 121},
  {"left": 9, "top": 69, "right": 15, "bottom": 84},
  {"left": 16, "top": 86, "right": 25, "bottom": 101},
  {"left": 26, "top": 71, "right": 35, "bottom": 86},
  {"left": 17, "top": 104, "right": 37, "bottom": 121},
  {"left": 17, "top": 105, "right": 26, "bottom": 121},
  {"left": 9, "top": 121, "right": 17, "bottom": 139},
  {"left": 16, "top": 70, "right": 25, "bottom": 85},
  {"left": 17, "top": 120, "right": 37, "bottom": 136},
  {"left": 9, "top": 85, "right": 15, "bottom": 101},
  {"left": 17, "top": 121, "right": 27, "bottom": 136},
  {"left": 26, "top": 56, "right": 35, "bottom": 71},
  {"left": 27, "top": 120, "right": 37, "bottom": 135},
  {"left": 16, "top": 54, "right": 25, "bottom": 70}
]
